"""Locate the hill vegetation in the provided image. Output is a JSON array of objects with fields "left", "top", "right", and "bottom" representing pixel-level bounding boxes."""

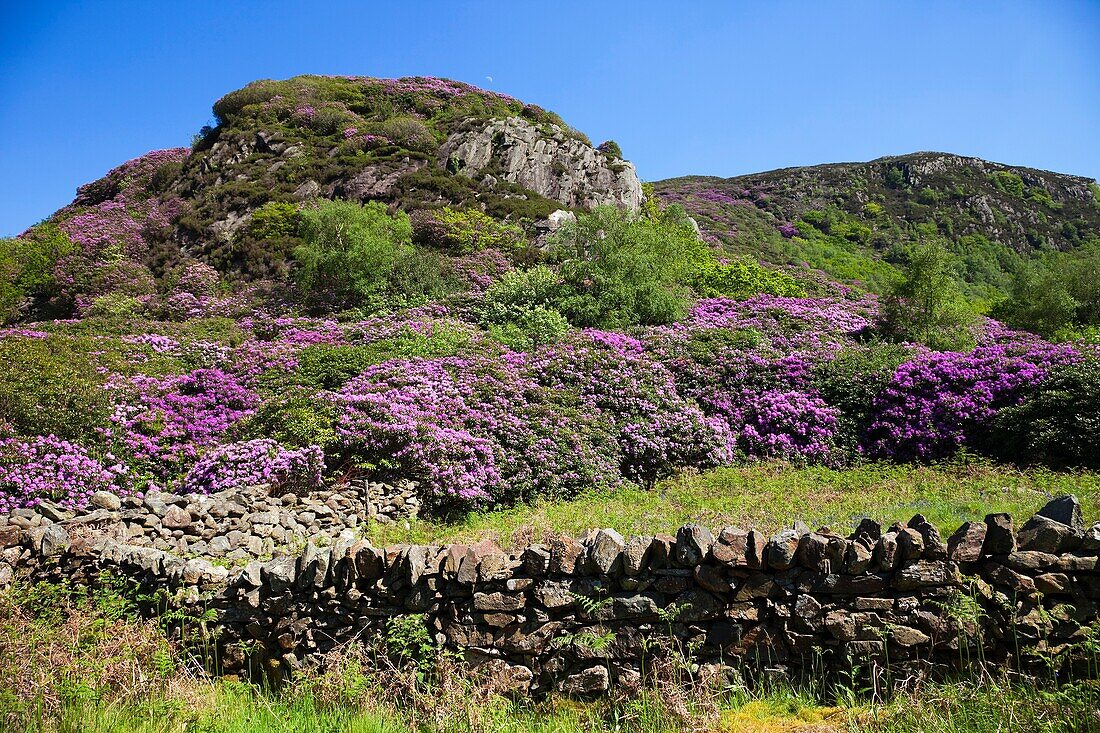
[{"left": 654, "top": 153, "right": 1100, "bottom": 339}]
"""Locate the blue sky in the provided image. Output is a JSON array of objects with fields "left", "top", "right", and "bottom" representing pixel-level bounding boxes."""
[{"left": 1, "top": 0, "right": 1098, "bottom": 236}]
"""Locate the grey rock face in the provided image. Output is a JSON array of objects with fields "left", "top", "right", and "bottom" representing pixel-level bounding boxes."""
[{"left": 440, "top": 116, "right": 643, "bottom": 210}]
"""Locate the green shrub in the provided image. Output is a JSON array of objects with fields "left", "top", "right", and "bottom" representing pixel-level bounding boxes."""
[
  {"left": 412, "top": 207, "right": 526, "bottom": 254},
  {"left": 878, "top": 240, "right": 977, "bottom": 350},
  {"left": 990, "top": 170, "right": 1025, "bottom": 197},
  {"left": 597, "top": 140, "right": 623, "bottom": 159},
  {"left": 691, "top": 259, "right": 805, "bottom": 299},
  {"left": 294, "top": 325, "right": 474, "bottom": 389},
  {"left": 0, "top": 225, "right": 76, "bottom": 321},
  {"left": 992, "top": 358, "right": 1100, "bottom": 468},
  {"left": 377, "top": 115, "right": 435, "bottom": 151},
  {"left": 994, "top": 243, "right": 1100, "bottom": 338},
  {"left": 814, "top": 343, "right": 911, "bottom": 454},
  {"left": 488, "top": 307, "right": 570, "bottom": 350},
  {"left": 293, "top": 200, "right": 413, "bottom": 308},
  {"left": 0, "top": 337, "right": 110, "bottom": 442},
  {"left": 247, "top": 201, "right": 300, "bottom": 240},
  {"left": 549, "top": 205, "right": 712, "bottom": 328},
  {"left": 83, "top": 293, "right": 145, "bottom": 320},
  {"left": 235, "top": 388, "right": 341, "bottom": 452}
]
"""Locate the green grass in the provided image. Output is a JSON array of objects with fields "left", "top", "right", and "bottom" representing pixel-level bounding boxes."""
[
  {"left": 363, "top": 459, "right": 1100, "bottom": 547},
  {"left": 13, "top": 677, "right": 1097, "bottom": 732}
]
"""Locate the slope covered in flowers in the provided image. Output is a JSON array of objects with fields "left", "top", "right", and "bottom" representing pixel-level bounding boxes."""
[{"left": 1, "top": 288, "right": 1091, "bottom": 515}]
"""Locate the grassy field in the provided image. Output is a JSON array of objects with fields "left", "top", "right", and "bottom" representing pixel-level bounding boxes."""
[{"left": 365, "top": 459, "right": 1100, "bottom": 548}]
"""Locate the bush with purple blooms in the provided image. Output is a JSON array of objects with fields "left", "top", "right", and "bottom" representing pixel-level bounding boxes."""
[
  {"left": 0, "top": 435, "right": 128, "bottom": 512},
  {"left": 181, "top": 439, "right": 323, "bottom": 495}
]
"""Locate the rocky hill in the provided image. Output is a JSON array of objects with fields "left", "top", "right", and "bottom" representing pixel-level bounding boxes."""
[
  {"left": 47, "top": 75, "right": 642, "bottom": 281},
  {"left": 655, "top": 153, "right": 1100, "bottom": 296}
]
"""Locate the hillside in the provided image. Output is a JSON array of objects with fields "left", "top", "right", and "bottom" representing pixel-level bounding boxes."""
[
  {"left": 41, "top": 75, "right": 642, "bottom": 286},
  {"left": 655, "top": 152, "right": 1100, "bottom": 301}
]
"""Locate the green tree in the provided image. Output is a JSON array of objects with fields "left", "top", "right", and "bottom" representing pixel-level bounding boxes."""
[
  {"left": 549, "top": 205, "right": 712, "bottom": 328},
  {"left": 293, "top": 200, "right": 413, "bottom": 307},
  {"left": 878, "top": 240, "right": 977, "bottom": 350},
  {"left": 0, "top": 224, "right": 76, "bottom": 322}
]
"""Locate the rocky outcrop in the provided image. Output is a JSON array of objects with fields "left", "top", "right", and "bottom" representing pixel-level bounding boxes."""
[
  {"left": 440, "top": 117, "right": 643, "bottom": 211},
  {"left": 4, "top": 494, "right": 1097, "bottom": 696}
]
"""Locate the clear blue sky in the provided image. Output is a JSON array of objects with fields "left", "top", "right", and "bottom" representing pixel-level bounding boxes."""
[{"left": 2, "top": 0, "right": 1098, "bottom": 236}]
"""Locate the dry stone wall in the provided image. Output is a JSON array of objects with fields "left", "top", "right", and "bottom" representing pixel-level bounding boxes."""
[{"left": 2, "top": 488, "right": 1098, "bottom": 695}]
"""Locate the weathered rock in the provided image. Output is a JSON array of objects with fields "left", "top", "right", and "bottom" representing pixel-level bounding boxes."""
[
  {"left": 908, "top": 514, "right": 946, "bottom": 559},
  {"left": 845, "top": 540, "right": 874, "bottom": 574},
  {"left": 473, "top": 592, "right": 525, "bottom": 612},
  {"left": 265, "top": 557, "right": 297, "bottom": 593},
  {"left": 983, "top": 513, "right": 1016, "bottom": 555},
  {"left": 586, "top": 529, "right": 625, "bottom": 575},
  {"left": 621, "top": 536, "right": 652, "bottom": 576},
  {"left": 40, "top": 524, "right": 69, "bottom": 556},
  {"left": 852, "top": 518, "right": 881, "bottom": 545},
  {"left": 91, "top": 491, "right": 122, "bottom": 511},
  {"left": 549, "top": 536, "right": 585, "bottom": 575},
  {"left": 897, "top": 528, "right": 925, "bottom": 562},
  {"left": 524, "top": 545, "right": 552, "bottom": 576},
  {"left": 1018, "top": 515, "right": 1079, "bottom": 554},
  {"left": 895, "top": 560, "right": 960, "bottom": 590},
  {"left": 675, "top": 524, "right": 714, "bottom": 566},
  {"left": 1037, "top": 495, "right": 1082, "bottom": 531},
  {"left": 890, "top": 625, "right": 931, "bottom": 647},
  {"left": 796, "top": 532, "right": 830, "bottom": 571},
  {"left": 874, "top": 532, "right": 900, "bottom": 572},
  {"left": 693, "top": 564, "right": 731, "bottom": 593},
  {"left": 765, "top": 529, "right": 801, "bottom": 570},
  {"left": 440, "top": 116, "right": 643, "bottom": 210},
  {"left": 163, "top": 505, "right": 192, "bottom": 531},
  {"left": 948, "top": 521, "right": 987, "bottom": 563},
  {"left": 559, "top": 665, "right": 610, "bottom": 694},
  {"left": 1082, "top": 523, "right": 1100, "bottom": 552},
  {"left": 535, "top": 580, "right": 576, "bottom": 609}
]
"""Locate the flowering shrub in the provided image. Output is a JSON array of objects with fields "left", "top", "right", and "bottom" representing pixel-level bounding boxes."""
[
  {"left": 107, "top": 369, "right": 258, "bottom": 475},
  {"left": 181, "top": 439, "right": 323, "bottom": 495},
  {"left": 0, "top": 435, "right": 127, "bottom": 512},
  {"left": 527, "top": 332, "right": 734, "bottom": 483},
  {"left": 334, "top": 356, "right": 619, "bottom": 509},
  {"left": 864, "top": 342, "right": 1080, "bottom": 460},
  {"left": 731, "top": 390, "right": 839, "bottom": 461}
]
